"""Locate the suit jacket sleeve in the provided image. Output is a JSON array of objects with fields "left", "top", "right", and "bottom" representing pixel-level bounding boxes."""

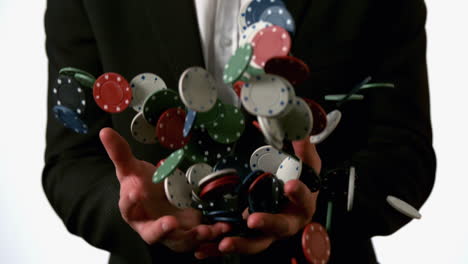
[
  {"left": 42, "top": 0, "right": 151, "bottom": 261},
  {"left": 331, "top": 0, "right": 436, "bottom": 238}
]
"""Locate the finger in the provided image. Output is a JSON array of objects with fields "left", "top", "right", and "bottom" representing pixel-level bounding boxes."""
[
  {"left": 132, "top": 215, "right": 179, "bottom": 244},
  {"left": 211, "top": 222, "right": 232, "bottom": 237},
  {"left": 162, "top": 228, "right": 198, "bottom": 252},
  {"left": 195, "top": 243, "right": 222, "bottom": 259},
  {"left": 191, "top": 221, "right": 231, "bottom": 242},
  {"left": 99, "top": 127, "right": 136, "bottom": 177},
  {"left": 284, "top": 180, "right": 318, "bottom": 216},
  {"left": 246, "top": 181, "right": 318, "bottom": 238},
  {"left": 118, "top": 190, "right": 143, "bottom": 221},
  {"left": 247, "top": 212, "right": 292, "bottom": 238},
  {"left": 219, "top": 235, "right": 275, "bottom": 255},
  {"left": 292, "top": 139, "right": 321, "bottom": 172}
]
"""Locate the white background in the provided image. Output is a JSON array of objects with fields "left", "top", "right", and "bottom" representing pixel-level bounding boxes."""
[{"left": 0, "top": 0, "right": 466, "bottom": 263}]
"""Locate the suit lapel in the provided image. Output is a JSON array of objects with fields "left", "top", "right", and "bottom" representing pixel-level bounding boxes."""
[{"left": 142, "top": 0, "right": 205, "bottom": 85}]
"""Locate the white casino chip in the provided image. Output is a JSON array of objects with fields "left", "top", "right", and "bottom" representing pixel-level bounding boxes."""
[
  {"left": 164, "top": 169, "right": 192, "bottom": 209},
  {"left": 276, "top": 156, "right": 302, "bottom": 183},
  {"left": 179, "top": 67, "right": 218, "bottom": 112},
  {"left": 386, "top": 195, "right": 422, "bottom": 219},
  {"left": 278, "top": 97, "right": 313, "bottom": 141},
  {"left": 130, "top": 73, "right": 167, "bottom": 112},
  {"left": 130, "top": 112, "right": 157, "bottom": 144},
  {"left": 250, "top": 145, "right": 288, "bottom": 173},
  {"left": 241, "top": 74, "right": 292, "bottom": 117},
  {"left": 310, "top": 110, "right": 342, "bottom": 144},
  {"left": 186, "top": 163, "right": 213, "bottom": 193}
]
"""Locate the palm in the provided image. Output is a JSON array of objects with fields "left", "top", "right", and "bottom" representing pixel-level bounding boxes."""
[{"left": 100, "top": 128, "right": 228, "bottom": 252}]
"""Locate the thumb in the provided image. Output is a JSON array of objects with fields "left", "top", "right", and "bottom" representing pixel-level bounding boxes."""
[
  {"left": 292, "top": 139, "right": 321, "bottom": 173},
  {"left": 100, "top": 127, "right": 136, "bottom": 177}
]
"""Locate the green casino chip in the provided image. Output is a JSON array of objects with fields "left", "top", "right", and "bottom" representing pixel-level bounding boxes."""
[
  {"left": 245, "top": 66, "right": 265, "bottom": 77},
  {"left": 195, "top": 100, "right": 224, "bottom": 128},
  {"left": 143, "top": 89, "right": 183, "bottom": 125},
  {"left": 153, "top": 149, "right": 185, "bottom": 183},
  {"left": 207, "top": 104, "right": 245, "bottom": 144},
  {"left": 183, "top": 143, "right": 207, "bottom": 163},
  {"left": 59, "top": 67, "right": 96, "bottom": 88},
  {"left": 223, "top": 44, "right": 253, "bottom": 84}
]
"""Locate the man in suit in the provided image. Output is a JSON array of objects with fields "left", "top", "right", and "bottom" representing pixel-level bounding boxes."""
[{"left": 43, "top": 0, "right": 436, "bottom": 263}]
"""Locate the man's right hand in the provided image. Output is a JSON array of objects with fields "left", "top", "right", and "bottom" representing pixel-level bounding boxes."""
[{"left": 99, "top": 128, "right": 230, "bottom": 252}]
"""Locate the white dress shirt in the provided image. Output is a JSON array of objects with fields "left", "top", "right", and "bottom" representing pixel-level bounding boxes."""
[{"left": 194, "top": 0, "right": 249, "bottom": 105}]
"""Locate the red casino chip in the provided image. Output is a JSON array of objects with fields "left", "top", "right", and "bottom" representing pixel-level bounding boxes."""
[
  {"left": 156, "top": 108, "right": 192, "bottom": 150},
  {"left": 93, "top": 72, "right": 132, "bottom": 113},
  {"left": 233, "top": 81, "right": 245, "bottom": 98},
  {"left": 252, "top": 26, "right": 291, "bottom": 67},
  {"left": 252, "top": 120, "right": 261, "bottom": 131},
  {"left": 199, "top": 175, "right": 240, "bottom": 199},
  {"left": 302, "top": 222, "right": 331, "bottom": 264},
  {"left": 156, "top": 159, "right": 166, "bottom": 169},
  {"left": 303, "top": 98, "right": 328, "bottom": 136},
  {"left": 290, "top": 258, "right": 298, "bottom": 264},
  {"left": 264, "top": 56, "right": 310, "bottom": 86},
  {"left": 248, "top": 172, "right": 273, "bottom": 193}
]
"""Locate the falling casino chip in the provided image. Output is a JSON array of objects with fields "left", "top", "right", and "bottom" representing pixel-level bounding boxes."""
[
  {"left": 156, "top": 107, "right": 192, "bottom": 150},
  {"left": 164, "top": 168, "right": 193, "bottom": 209},
  {"left": 257, "top": 116, "right": 285, "bottom": 150},
  {"left": 52, "top": 105, "right": 88, "bottom": 134},
  {"left": 276, "top": 156, "right": 302, "bottom": 184},
  {"left": 153, "top": 149, "right": 185, "bottom": 183},
  {"left": 59, "top": 67, "right": 96, "bottom": 88},
  {"left": 186, "top": 163, "right": 213, "bottom": 193},
  {"left": 143, "top": 89, "right": 183, "bottom": 125},
  {"left": 239, "top": 21, "right": 272, "bottom": 47},
  {"left": 386, "top": 195, "right": 422, "bottom": 219},
  {"left": 130, "top": 73, "right": 167, "bottom": 112},
  {"left": 183, "top": 109, "right": 197, "bottom": 138},
  {"left": 206, "top": 104, "right": 245, "bottom": 144},
  {"left": 245, "top": 0, "right": 286, "bottom": 27},
  {"left": 264, "top": 56, "right": 310, "bottom": 86},
  {"left": 303, "top": 98, "right": 328, "bottom": 136},
  {"left": 53, "top": 75, "right": 87, "bottom": 115},
  {"left": 183, "top": 127, "right": 234, "bottom": 164},
  {"left": 301, "top": 222, "right": 331, "bottom": 264},
  {"left": 93, "top": 72, "right": 132, "bottom": 113},
  {"left": 241, "top": 74, "right": 293, "bottom": 117},
  {"left": 278, "top": 97, "right": 314, "bottom": 141},
  {"left": 130, "top": 112, "right": 157, "bottom": 144},
  {"left": 309, "top": 110, "right": 342, "bottom": 144},
  {"left": 179, "top": 67, "right": 218, "bottom": 112},
  {"left": 259, "top": 5, "right": 296, "bottom": 33},
  {"left": 223, "top": 44, "right": 254, "bottom": 84},
  {"left": 199, "top": 175, "right": 240, "bottom": 200},
  {"left": 238, "top": 0, "right": 252, "bottom": 32},
  {"left": 250, "top": 145, "right": 289, "bottom": 174},
  {"left": 251, "top": 26, "right": 291, "bottom": 67}
]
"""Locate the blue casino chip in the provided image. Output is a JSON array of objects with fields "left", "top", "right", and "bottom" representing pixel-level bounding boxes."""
[
  {"left": 53, "top": 105, "right": 89, "bottom": 134},
  {"left": 183, "top": 109, "right": 197, "bottom": 138},
  {"left": 245, "top": 0, "right": 286, "bottom": 26},
  {"left": 259, "top": 6, "right": 296, "bottom": 33}
]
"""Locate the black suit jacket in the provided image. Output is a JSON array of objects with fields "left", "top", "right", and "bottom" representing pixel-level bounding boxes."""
[{"left": 43, "top": 0, "right": 436, "bottom": 263}]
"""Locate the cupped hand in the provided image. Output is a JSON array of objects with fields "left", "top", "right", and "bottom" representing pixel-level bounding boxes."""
[
  {"left": 195, "top": 139, "right": 321, "bottom": 258},
  {"left": 100, "top": 128, "right": 229, "bottom": 252}
]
